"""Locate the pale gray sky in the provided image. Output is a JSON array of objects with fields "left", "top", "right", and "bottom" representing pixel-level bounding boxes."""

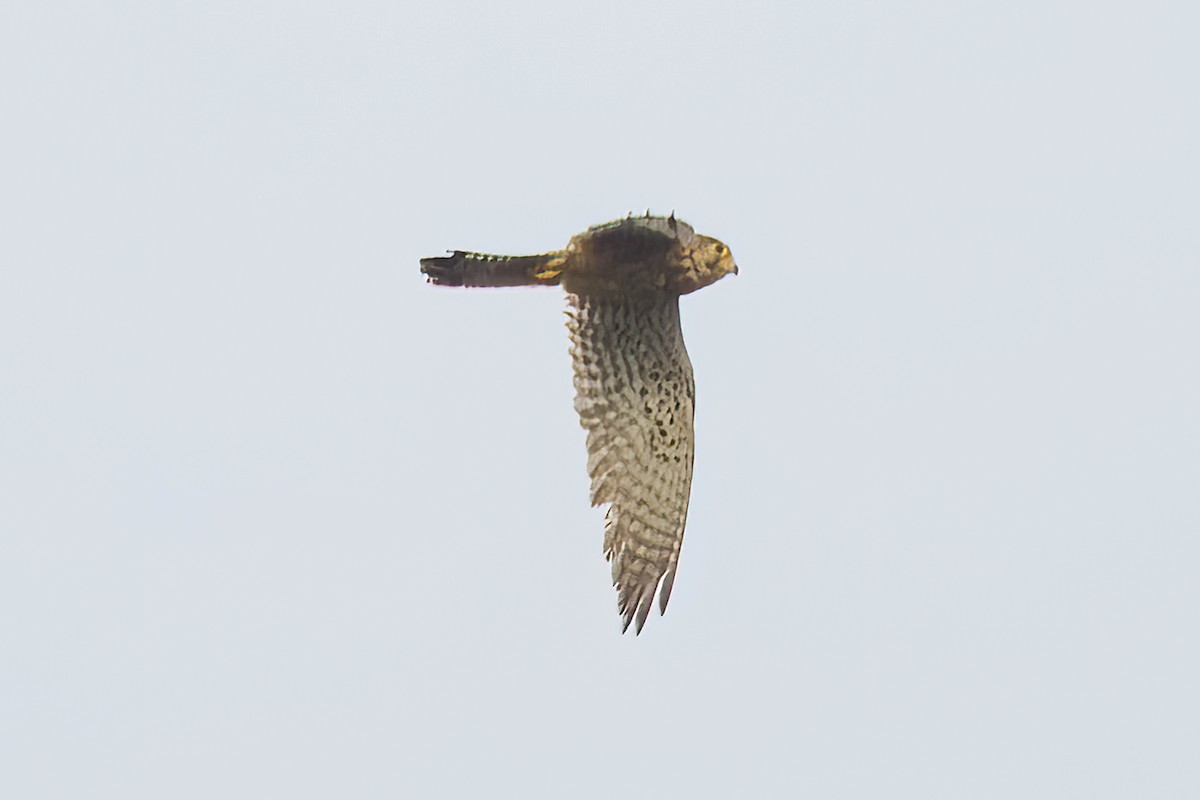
[{"left": 2, "top": 1, "right": 1198, "bottom": 797}]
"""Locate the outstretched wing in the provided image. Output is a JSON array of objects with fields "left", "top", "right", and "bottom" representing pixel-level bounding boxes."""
[{"left": 567, "top": 293, "right": 695, "bottom": 634}]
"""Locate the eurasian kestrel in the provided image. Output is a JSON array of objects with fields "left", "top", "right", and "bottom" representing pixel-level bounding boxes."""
[{"left": 421, "top": 214, "right": 737, "bottom": 633}]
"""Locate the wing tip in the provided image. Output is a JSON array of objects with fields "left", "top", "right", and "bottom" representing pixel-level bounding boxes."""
[
  {"left": 617, "top": 578, "right": 666, "bottom": 635},
  {"left": 657, "top": 569, "right": 676, "bottom": 616}
]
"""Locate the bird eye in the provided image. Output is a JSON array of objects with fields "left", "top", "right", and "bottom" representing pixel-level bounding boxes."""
[{"left": 714, "top": 244, "right": 726, "bottom": 254}]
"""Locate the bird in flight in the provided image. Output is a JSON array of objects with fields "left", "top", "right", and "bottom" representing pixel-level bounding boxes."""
[{"left": 421, "top": 214, "right": 737, "bottom": 633}]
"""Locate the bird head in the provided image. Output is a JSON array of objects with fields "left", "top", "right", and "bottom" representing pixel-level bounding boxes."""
[{"left": 672, "top": 235, "right": 739, "bottom": 294}]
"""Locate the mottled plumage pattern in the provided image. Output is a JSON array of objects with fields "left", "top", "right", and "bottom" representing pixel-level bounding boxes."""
[
  {"left": 421, "top": 214, "right": 736, "bottom": 633},
  {"left": 567, "top": 295, "right": 695, "bottom": 632}
]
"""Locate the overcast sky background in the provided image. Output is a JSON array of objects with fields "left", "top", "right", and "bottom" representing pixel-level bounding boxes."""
[{"left": 3, "top": 1, "right": 1198, "bottom": 797}]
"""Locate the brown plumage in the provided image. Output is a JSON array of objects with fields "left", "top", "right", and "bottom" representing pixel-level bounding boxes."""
[{"left": 421, "top": 214, "right": 737, "bottom": 633}]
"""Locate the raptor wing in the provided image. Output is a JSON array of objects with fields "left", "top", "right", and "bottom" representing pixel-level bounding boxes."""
[{"left": 567, "top": 293, "right": 695, "bottom": 633}]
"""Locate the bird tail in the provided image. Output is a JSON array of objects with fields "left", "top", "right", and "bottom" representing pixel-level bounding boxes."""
[{"left": 420, "top": 251, "right": 566, "bottom": 288}]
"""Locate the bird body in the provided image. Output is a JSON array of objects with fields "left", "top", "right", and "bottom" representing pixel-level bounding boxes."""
[{"left": 421, "top": 214, "right": 736, "bottom": 633}]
